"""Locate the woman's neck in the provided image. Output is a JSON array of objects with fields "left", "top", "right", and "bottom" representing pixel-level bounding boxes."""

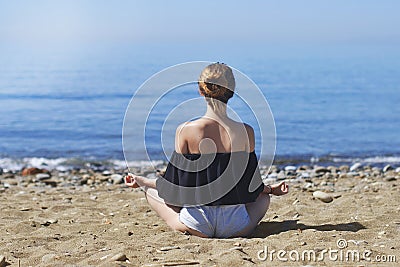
[{"left": 204, "top": 101, "right": 228, "bottom": 120}]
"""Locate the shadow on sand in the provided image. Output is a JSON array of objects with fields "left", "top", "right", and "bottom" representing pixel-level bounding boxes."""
[{"left": 251, "top": 220, "right": 366, "bottom": 238}]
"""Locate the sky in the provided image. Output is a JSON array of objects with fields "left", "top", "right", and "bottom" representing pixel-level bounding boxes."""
[{"left": 0, "top": 0, "right": 399, "bottom": 47}]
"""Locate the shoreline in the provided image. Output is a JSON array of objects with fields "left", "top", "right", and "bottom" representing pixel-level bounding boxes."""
[
  {"left": 1, "top": 153, "right": 400, "bottom": 173},
  {"left": 1, "top": 158, "right": 399, "bottom": 190}
]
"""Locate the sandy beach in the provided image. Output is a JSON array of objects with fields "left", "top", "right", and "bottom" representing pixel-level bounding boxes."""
[{"left": 0, "top": 164, "right": 399, "bottom": 267}]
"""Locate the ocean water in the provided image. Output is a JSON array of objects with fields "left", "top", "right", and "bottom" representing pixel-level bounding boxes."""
[{"left": 0, "top": 44, "right": 399, "bottom": 170}]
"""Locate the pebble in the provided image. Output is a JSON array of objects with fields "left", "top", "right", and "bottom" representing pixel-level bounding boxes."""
[
  {"left": 19, "top": 207, "right": 31, "bottom": 211},
  {"left": 56, "top": 166, "right": 68, "bottom": 172},
  {"left": 263, "top": 178, "right": 277, "bottom": 184},
  {"left": 42, "top": 254, "right": 57, "bottom": 263},
  {"left": 284, "top": 166, "right": 296, "bottom": 171},
  {"left": 372, "top": 166, "right": 381, "bottom": 172},
  {"left": 5, "top": 179, "right": 17, "bottom": 186},
  {"left": 41, "top": 219, "right": 58, "bottom": 226},
  {"left": 277, "top": 171, "right": 286, "bottom": 180},
  {"left": 383, "top": 164, "right": 392, "bottom": 172},
  {"left": 315, "top": 167, "right": 329, "bottom": 173},
  {"left": 396, "top": 167, "right": 400, "bottom": 173},
  {"left": 385, "top": 176, "right": 396, "bottom": 182},
  {"left": 43, "top": 180, "right": 58, "bottom": 187},
  {"left": 313, "top": 191, "right": 333, "bottom": 203},
  {"left": 110, "top": 253, "right": 128, "bottom": 261},
  {"left": 350, "top": 163, "right": 362, "bottom": 172},
  {"left": 157, "top": 246, "right": 180, "bottom": 252},
  {"left": 303, "top": 182, "right": 314, "bottom": 189},
  {"left": 22, "top": 167, "right": 48, "bottom": 176},
  {"left": 300, "top": 166, "right": 310, "bottom": 171},
  {"left": 267, "top": 173, "right": 278, "bottom": 179},
  {"left": 3, "top": 173, "right": 14, "bottom": 179},
  {"left": 339, "top": 165, "right": 349, "bottom": 172},
  {"left": 102, "top": 170, "right": 112, "bottom": 176},
  {"left": 36, "top": 173, "right": 51, "bottom": 180},
  {"left": 111, "top": 174, "right": 123, "bottom": 184}
]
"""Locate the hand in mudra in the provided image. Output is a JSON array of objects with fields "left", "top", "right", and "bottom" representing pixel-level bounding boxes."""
[
  {"left": 124, "top": 173, "right": 140, "bottom": 188},
  {"left": 263, "top": 181, "right": 289, "bottom": 196}
]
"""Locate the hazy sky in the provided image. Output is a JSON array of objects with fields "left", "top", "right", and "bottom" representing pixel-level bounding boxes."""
[{"left": 0, "top": 0, "right": 399, "bottom": 46}]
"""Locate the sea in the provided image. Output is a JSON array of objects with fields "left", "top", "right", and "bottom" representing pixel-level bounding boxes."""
[{"left": 1, "top": 43, "right": 399, "bottom": 171}]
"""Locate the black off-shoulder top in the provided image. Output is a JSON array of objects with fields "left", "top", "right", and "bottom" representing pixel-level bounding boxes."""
[{"left": 156, "top": 151, "right": 264, "bottom": 206}]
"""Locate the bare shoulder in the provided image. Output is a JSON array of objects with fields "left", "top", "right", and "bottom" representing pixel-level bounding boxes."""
[
  {"left": 243, "top": 123, "right": 254, "bottom": 134},
  {"left": 175, "top": 120, "right": 205, "bottom": 141},
  {"left": 176, "top": 120, "right": 205, "bottom": 134}
]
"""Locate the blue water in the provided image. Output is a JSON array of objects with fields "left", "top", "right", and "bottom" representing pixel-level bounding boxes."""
[{"left": 1, "top": 44, "right": 400, "bottom": 166}]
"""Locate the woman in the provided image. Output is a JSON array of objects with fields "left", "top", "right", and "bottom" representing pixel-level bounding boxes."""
[{"left": 125, "top": 63, "right": 288, "bottom": 238}]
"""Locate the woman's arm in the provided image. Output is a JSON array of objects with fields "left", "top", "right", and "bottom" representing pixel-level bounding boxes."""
[{"left": 124, "top": 173, "right": 156, "bottom": 188}]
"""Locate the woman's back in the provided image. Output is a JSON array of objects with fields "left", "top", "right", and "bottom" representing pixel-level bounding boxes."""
[{"left": 175, "top": 117, "right": 254, "bottom": 154}]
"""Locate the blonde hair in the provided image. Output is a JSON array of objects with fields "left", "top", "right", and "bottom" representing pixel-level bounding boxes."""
[{"left": 198, "top": 63, "right": 235, "bottom": 104}]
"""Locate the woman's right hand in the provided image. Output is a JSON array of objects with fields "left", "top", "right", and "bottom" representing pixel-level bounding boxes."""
[{"left": 125, "top": 173, "right": 140, "bottom": 188}]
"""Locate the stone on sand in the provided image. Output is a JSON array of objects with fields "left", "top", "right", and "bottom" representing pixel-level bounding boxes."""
[
  {"left": 350, "top": 163, "right": 362, "bottom": 172},
  {"left": 22, "top": 167, "right": 48, "bottom": 176},
  {"left": 284, "top": 166, "right": 296, "bottom": 171},
  {"left": 111, "top": 174, "right": 123, "bottom": 184},
  {"left": 36, "top": 173, "right": 51, "bottom": 180},
  {"left": 313, "top": 191, "right": 333, "bottom": 203},
  {"left": 314, "top": 166, "right": 329, "bottom": 173},
  {"left": 110, "top": 253, "right": 128, "bottom": 261},
  {"left": 42, "top": 254, "right": 57, "bottom": 263},
  {"left": 277, "top": 171, "right": 286, "bottom": 180},
  {"left": 383, "top": 164, "right": 392, "bottom": 172}
]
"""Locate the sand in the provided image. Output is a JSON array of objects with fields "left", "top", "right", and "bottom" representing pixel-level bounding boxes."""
[{"left": 0, "top": 170, "right": 399, "bottom": 266}]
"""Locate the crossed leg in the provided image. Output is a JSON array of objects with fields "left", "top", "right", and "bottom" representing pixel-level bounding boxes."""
[
  {"left": 125, "top": 174, "right": 281, "bottom": 238},
  {"left": 125, "top": 174, "right": 207, "bottom": 237},
  {"left": 145, "top": 188, "right": 208, "bottom": 237},
  {"left": 236, "top": 192, "right": 271, "bottom": 237}
]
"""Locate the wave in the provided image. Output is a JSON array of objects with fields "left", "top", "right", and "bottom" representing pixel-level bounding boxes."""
[
  {"left": 0, "top": 157, "right": 165, "bottom": 172},
  {"left": 1, "top": 154, "right": 399, "bottom": 172},
  {"left": 331, "top": 156, "right": 400, "bottom": 164}
]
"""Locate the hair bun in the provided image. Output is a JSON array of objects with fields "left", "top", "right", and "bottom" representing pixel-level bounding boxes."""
[{"left": 198, "top": 63, "right": 235, "bottom": 103}]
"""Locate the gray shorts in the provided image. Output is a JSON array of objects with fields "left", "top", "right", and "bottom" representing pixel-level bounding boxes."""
[{"left": 179, "top": 204, "right": 251, "bottom": 238}]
